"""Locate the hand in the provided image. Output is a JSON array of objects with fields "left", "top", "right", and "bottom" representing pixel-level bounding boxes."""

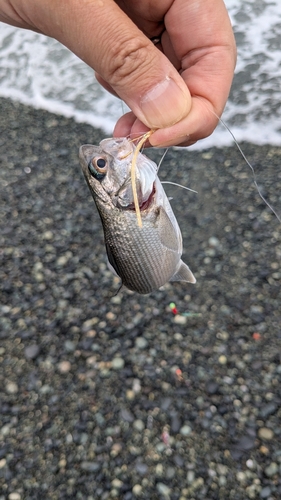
[{"left": 0, "top": 0, "right": 236, "bottom": 147}]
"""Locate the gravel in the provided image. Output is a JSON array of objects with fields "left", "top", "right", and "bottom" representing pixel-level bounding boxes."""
[{"left": 0, "top": 97, "right": 281, "bottom": 499}]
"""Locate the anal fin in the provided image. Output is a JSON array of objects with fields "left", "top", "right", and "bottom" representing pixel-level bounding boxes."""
[{"left": 169, "top": 260, "right": 196, "bottom": 284}]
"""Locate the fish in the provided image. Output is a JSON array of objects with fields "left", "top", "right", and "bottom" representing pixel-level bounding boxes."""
[{"left": 79, "top": 137, "right": 196, "bottom": 294}]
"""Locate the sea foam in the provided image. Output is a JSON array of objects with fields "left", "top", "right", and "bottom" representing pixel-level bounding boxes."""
[{"left": 0, "top": 0, "right": 280, "bottom": 149}]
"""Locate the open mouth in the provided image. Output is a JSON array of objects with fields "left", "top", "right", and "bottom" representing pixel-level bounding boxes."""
[
  {"left": 116, "top": 182, "right": 156, "bottom": 212},
  {"left": 127, "top": 183, "right": 155, "bottom": 212}
]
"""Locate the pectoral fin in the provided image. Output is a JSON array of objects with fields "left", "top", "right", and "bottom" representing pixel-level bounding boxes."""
[
  {"left": 158, "top": 206, "right": 181, "bottom": 252},
  {"left": 170, "top": 260, "right": 196, "bottom": 284}
]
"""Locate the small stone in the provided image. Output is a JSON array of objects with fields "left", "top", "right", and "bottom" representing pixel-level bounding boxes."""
[
  {"left": 206, "top": 380, "right": 219, "bottom": 394},
  {"left": 166, "top": 466, "right": 176, "bottom": 479},
  {"left": 132, "top": 379, "right": 141, "bottom": 393},
  {"left": 180, "top": 425, "right": 192, "bottom": 436},
  {"left": 218, "top": 475, "right": 227, "bottom": 486},
  {"left": 156, "top": 483, "right": 171, "bottom": 497},
  {"left": 220, "top": 305, "right": 231, "bottom": 315},
  {"left": 82, "top": 317, "right": 99, "bottom": 331},
  {"left": 42, "top": 230, "right": 53, "bottom": 240},
  {"left": 1, "top": 305, "right": 10, "bottom": 313},
  {"left": 56, "top": 255, "right": 69, "bottom": 266},
  {"left": 110, "top": 295, "right": 122, "bottom": 304},
  {"left": 40, "top": 384, "right": 51, "bottom": 394},
  {"left": 66, "top": 433, "right": 73, "bottom": 444},
  {"left": 216, "top": 330, "right": 229, "bottom": 340},
  {"left": 24, "top": 344, "right": 40, "bottom": 359},
  {"left": 64, "top": 340, "right": 76, "bottom": 352},
  {"left": 217, "top": 464, "right": 228, "bottom": 475},
  {"left": 260, "top": 486, "right": 272, "bottom": 498},
  {"left": 106, "top": 311, "right": 116, "bottom": 320},
  {"left": 33, "top": 262, "right": 43, "bottom": 272},
  {"left": 246, "top": 484, "right": 260, "bottom": 499},
  {"left": 8, "top": 494, "right": 21, "bottom": 500},
  {"left": 133, "top": 419, "right": 145, "bottom": 432},
  {"left": 132, "top": 484, "right": 142, "bottom": 496},
  {"left": 170, "top": 412, "right": 182, "bottom": 433},
  {"left": 135, "top": 463, "right": 148, "bottom": 475},
  {"left": 236, "top": 435, "right": 255, "bottom": 451},
  {"left": 260, "top": 402, "right": 277, "bottom": 418},
  {"left": 218, "top": 355, "right": 227, "bottom": 365},
  {"left": 58, "top": 360, "right": 71, "bottom": 373},
  {"left": 120, "top": 408, "right": 134, "bottom": 423},
  {"left": 208, "top": 236, "right": 220, "bottom": 247},
  {"left": 246, "top": 459, "right": 256, "bottom": 470},
  {"left": 34, "top": 272, "right": 44, "bottom": 282},
  {"left": 258, "top": 427, "right": 274, "bottom": 440},
  {"left": 110, "top": 443, "right": 122, "bottom": 457},
  {"left": 126, "top": 390, "right": 135, "bottom": 400},
  {"left": 111, "top": 357, "right": 125, "bottom": 370},
  {"left": 155, "top": 463, "right": 164, "bottom": 476},
  {"left": 111, "top": 478, "right": 123, "bottom": 489},
  {"left": 260, "top": 445, "right": 270, "bottom": 455},
  {"left": 187, "top": 470, "right": 195, "bottom": 484},
  {"left": 196, "top": 396, "right": 205, "bottom": 409},
  {"left": 191, "top": 477, "right": 204, "bottom": 490},
  {"left": 1, "top": 424, "right": 10, "bottom": 436},
  {"left": 99, "top": 369, "right": 110, "bottom": 378},
  {"left": 6, "top": 381, "right": 18, "bottom": 394},
  {"left": 236, "top": 471, "right": 246, "bottom": 483},
  {"left": 80, "top": 461, "right": 101, "bottom": 472},
  {"left": 173, "top": 314, "right": 187, "bottom": 325},
  {"left": 91, "top": 343, "right": 100, "bottom": 352},
  {"left": 202, "top": 151, "right": 213, "bottom": 159},
  {"left": 135, "top": 337, "right": 148, "bottom": 349},
  {"left": 264, "top": 462, "right": 278, "bottom": 477}
]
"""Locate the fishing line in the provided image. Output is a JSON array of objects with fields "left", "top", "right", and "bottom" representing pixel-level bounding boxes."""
[
  {"left": 156, "top": 148, "right": 169, "bottom": 174},
  {"left": 196, "top": 96, "right": 281, "bottom": 224},
  {"left": 119, "top": 100, "right": 281, "bottom": 224},
  {"left": 161, "top": 181, "right": 197, "bottom": 193},
  {"left": 218, "top": 116, "right": 281, "bottom": 223},
  {"left": 155, "top": 145, "right": 197, "bottom": 193}
]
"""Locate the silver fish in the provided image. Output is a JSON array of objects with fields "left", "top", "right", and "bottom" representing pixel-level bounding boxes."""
[{"left": 79, "top": 137, "right": 196, "bottom": 294}]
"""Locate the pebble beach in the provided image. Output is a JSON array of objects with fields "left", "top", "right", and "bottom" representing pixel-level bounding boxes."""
[{"left": 0, "top": 97, "right": 281, "bottom": 499}]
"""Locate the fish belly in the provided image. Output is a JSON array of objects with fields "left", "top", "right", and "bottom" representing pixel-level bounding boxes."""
[{"left": 103, "top": 212, "right": 180, "bottom": 294}]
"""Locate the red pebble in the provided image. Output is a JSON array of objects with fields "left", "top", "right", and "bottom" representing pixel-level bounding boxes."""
[{"left": 161, "top": 431, "right": 170, "bottom": 446}]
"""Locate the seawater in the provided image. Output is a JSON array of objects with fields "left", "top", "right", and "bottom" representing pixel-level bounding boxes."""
[{"left": 0, "top": 0, "right": 280, "bottom": 149}]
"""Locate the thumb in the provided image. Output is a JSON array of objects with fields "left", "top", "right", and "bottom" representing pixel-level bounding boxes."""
[{"left": 30, "top": 0, "right": 192, "bottom": 130}]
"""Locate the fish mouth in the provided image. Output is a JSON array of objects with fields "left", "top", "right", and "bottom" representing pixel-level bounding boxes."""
[{"left": 126, "top": 182, "right": 156, "bottom": 212}]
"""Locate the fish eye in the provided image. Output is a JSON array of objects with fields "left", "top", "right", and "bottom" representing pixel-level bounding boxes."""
[{"left": 88, "top": 156, "right": 107, "bottom": 180}]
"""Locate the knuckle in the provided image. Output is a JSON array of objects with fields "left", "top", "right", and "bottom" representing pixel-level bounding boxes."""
[{"left": 107, "top": 36, "right": 153, "bottom": 86}]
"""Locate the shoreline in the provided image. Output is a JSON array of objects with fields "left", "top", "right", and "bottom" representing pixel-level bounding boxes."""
[{"left": 1, "top": 97, "right": 280, "bottom": 500}]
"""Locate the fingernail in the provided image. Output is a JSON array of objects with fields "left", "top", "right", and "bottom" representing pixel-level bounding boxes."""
[{"left": 140, "top": 77, "right": 191, "bottom": 129}]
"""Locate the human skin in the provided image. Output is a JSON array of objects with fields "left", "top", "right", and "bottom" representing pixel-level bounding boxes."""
[{"left": 0, "top": 0, "right": 236, "bottom": 147}]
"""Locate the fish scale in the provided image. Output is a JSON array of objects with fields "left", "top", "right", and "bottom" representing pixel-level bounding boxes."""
[{"left": 103, "top": 211, "right": 180, "bottom": 294}]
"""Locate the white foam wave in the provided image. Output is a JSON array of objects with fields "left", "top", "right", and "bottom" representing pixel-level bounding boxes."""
[{"left": 0, "top": 0, "right": 281, "bottom": 149}]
